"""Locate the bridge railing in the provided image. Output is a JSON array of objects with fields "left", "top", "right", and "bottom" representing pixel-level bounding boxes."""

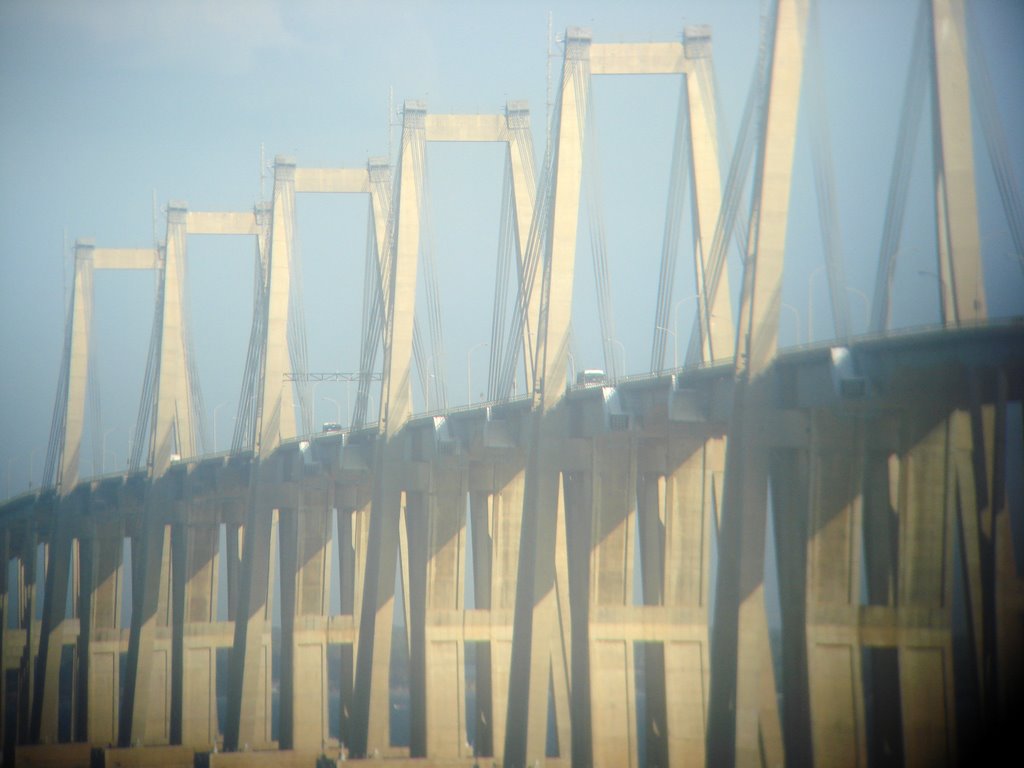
[{"left": 4, "top": 316, "right": 1021, "bottom": 510}]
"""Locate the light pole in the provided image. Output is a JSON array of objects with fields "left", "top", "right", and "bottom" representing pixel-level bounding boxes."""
[
  {"left": 655, "top": 326, "right": 677, "bottom": 368},
  {"left": 567, "top": 352, "right": 577, "bottom": 386},
  {"left": 4, "top": 456, "right": 17, "bottom": 497},
  {"left": 808, "top": 265, "right": 825, "bottom": 344},
  {"left": 781, "top": 302, "right": 802, "bottom": 346},
  {"left": 310, "top": 381, "right": 322, "bottom": 434},
  {"left": 101, "top": 426, "right": 117, "bottom": 474},
  {"left": 606, "top": 338, "right": 627, "bottom": 379},
  {"left": 323, "top": 396, "right": 342, "bottom": 426},
  {"left": 213, "top": 401, "right": 229, "bottom": 453},
  {"left": 671, "top": 294, "right": 700, "bottom": 365},
  {"left": 423, "top": 355, "right": 436, "bottom": 412},
  {"left": 673, "top": 294, "right": 699, "bottom": 346},
  {"left": 426, "top": 373, "right": 436, "bottom": 411},
  {"left": 467, "top": 342, "right": 488, "bottom": 404},
  {"left": 28, "top": 448, "right": 39, "bottom": 489},
  {"left": 918, "top": 270, "right": 948, "bottom": 323},
  {"left": 847, "top": 287, "right": 869, "bottom": 333}
]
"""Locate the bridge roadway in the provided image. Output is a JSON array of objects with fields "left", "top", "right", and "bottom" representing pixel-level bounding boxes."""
[{"left": 1, "top": 320, "right": 1022, "bottom": 766}]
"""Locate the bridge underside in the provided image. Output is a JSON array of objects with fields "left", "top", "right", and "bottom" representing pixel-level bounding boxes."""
[{"left": 2, "top": 325, "right": 1022, "bottom": 766}]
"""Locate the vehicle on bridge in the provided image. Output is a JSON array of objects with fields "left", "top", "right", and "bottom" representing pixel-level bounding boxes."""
[{"left": 576, "top": 368, "right": 606, "bottom": 387}]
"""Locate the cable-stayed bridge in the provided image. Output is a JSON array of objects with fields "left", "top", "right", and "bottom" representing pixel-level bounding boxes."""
[{"left": 2, "top": 1, "right": 1023, "bottom": 766}]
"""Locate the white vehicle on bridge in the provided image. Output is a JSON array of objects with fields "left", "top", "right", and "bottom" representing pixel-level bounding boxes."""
[{"left": 576, "top": 369, "right": 606, "bottom": 387}]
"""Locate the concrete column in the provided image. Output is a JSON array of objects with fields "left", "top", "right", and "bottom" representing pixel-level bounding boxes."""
[
  {"left": 336, "top": 482, "right": 371, "bottom": 751},
  {"left": 171, "top": 522, "right": 220, "bottom": 747},
  {"left": 78, "top": 532, "right": 124, "bottom": 746},
  {"left": 929, "top": 0, "right": 986, "bottom": 325},
  {"left": 468, "top": 461, "right": 525, "bottom": 759},
  {"left": 897, "top": 412, "right": 957, "bottom": 768},
  {"left": 351, "top": 440, "right": 410, "bottom": 757},
  {"left": 279, "top": 494, "right": 332, "bottom": 751},
  {"left": 224, "top": 522, "right": 242, "bottom": 623},
  {"left": 119, "top": 510, "right": 173, "bottom": 746},
  {"left": 58, "top": 241, "right": 94, "bottom": 494},
  {"left": 366, "top": 158, "right": 391, "bottom": 261},
  {"left": 504, "top": 416, "right": 574, "bottom": 767},
  {"left": 707, "top": 384, "right": 786, "bottom": 767},
  {"left": 661, "top": 433, "right": 724, "bottom": 767},
  {"left": 993, "top": 372, "right": 1023, "bottom": 718},
  {"left": 684, "top": 27, "right": 734, "bottom": 362},
  {"left": 768, "top": 447, "right": 811, "bottom": 767},
  {"left": 539, "top": 30, "right": 590, "bottom": 400},
  {"left": 406, "top": 488, "right": 427, "bottom": 757},
  {"left": 950, "top": 401, "right": 988, "bottom": 733},
  {"left": 586, "top": 435, "right": 638, "bottom": 767},
  {"left": 347, "top": 108, "right": 428, "bottom": 758},
  {"left": 467, "top": 486, "right": 493, "bottom": 756},
  {"left": 30, "top": 515, "right": 73, "bottom": 743},
  {"left": 17, "top": 530, "right": 39, "bottom": 746},
  {"left": 335, "top": 505, "right": 356, "bottom": 745},
  {"left": 710, "top": 0, "right": 808, "bottom": 762},
  {"left": 423, "top": 464, "right": 469, "bottom": 758},
  {"left": 352, "top": 160, "right": 393, "bottom": 429},
  {"left": 151, "top": 204, "right": 195, "bottom": 477},
  {"left": 224, "top": 496, "right": 278, "bottom": 752},
  {"left": 258, "top": 158, "right": 299, "bottom": 456},
  {"left": 634, "top": 470, "right": 669, "bottom": 768},
  {"left": 380, "top": 104, "right": 425, "bottom": 434},
  {"left": 504, "top": 102, "right": 541, "bottom": 389},
  {"left": 733, "top": 0, "right": 808, "bottom": 380},
  {"left": 805, "top": 412, "right": 867, "bottom": 767},
  {"left": 500, "top": 34, "right": 593, "bottom": 763}
]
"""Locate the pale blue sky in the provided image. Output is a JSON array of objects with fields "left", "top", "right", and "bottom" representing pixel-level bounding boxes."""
[{"left": 1, "top": 0, "right": 1021, "bottom": 497}]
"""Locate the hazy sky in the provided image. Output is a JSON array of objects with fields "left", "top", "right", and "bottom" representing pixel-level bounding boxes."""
[{"left": 1, "top": 0, "right": 1021, "bottom": 497}]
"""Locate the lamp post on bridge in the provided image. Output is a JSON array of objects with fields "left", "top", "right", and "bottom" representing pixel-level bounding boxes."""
[
  {"left": 323, "top": 396, "right": 342, "bottom": 427},
  {"left": 669, "top": 294, "right": 704, "bottom": 366},
  {"left": 213, "top": 400, "right": 230, "bottom": 453},
  {"left": 808, "top": 264, "right": 825, "bottom": 343},
  {"left": 807, "top": 268, "right": 869, "bottom": 339},
  {"left": 918, "top": 269, "right": 949, "bottom": 324},
  {"left": 847, "top": 287, "right": 869, "bottom": 333},
  {"left": 673, "top": 294, "right": 698, "bottom": 360},
  {"left": 781, "top": 302, "right": 802, "bottom": 345},
  {"left": 426, "top": 373, "right": 436, "bottom": 411},
  {"left": 309, "top": 381, "right": 322, "bottom": 435},
  {"left": 468, "top": 342, "right": 488, "bottom": 404},
  {"left": 28, "top": 447, "right": 39, "bottom": 489},
  {"left": 655, "top": 326, "right": 677, "bottom": 368},
  {"left": 606, "top": 338, "right": 627, "bottom": 380},
  {"left": 101, "top": 426, "right": 117, "bottom": 474},
  {"left": 4, "top": 456, "right": 19, "bottom": 498}
]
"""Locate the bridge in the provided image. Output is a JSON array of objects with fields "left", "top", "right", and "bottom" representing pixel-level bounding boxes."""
[{"left": 2, "top": 1, "right": 1023, "bottom": 766}]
